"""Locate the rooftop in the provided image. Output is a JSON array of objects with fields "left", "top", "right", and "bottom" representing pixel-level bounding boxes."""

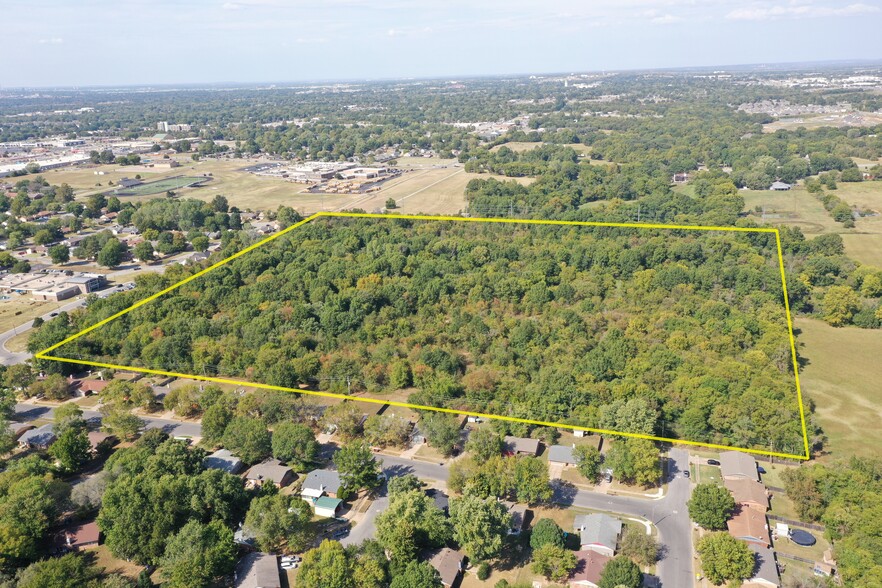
[
  {"left": 719, "top": 450, "right": 759, "bottom": 481},
  {"left": 548, "top": 444, "right": 578, "bottom": 464}
]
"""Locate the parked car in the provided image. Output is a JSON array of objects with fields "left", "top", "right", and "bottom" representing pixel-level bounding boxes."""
[
  {"left": 683, "top": 470, "right": 690, "bottom": 478},
  {"left": 757, "top": 466, "right": 767, "bottom": 474},
  {"left": 707, "top": 459, "right": 721, "bottom": 466},
  {"left": 281, "top": 561, "right": 298, "bottom": 570}
]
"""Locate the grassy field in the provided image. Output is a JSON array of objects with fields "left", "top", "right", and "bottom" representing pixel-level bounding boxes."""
[
  {"left": 0, "top": 297, "right": 66, "bottom": 333},
  {"left": 46, "top": 157, "right": 532, "bottom": 216},
  {"left": 115, "top": 176, "right": 209, "bottom": 196},
  {"left": 490, "top": 141, "right": 592, "bottom": 155},
  {"left": 796, "top": 317, "right": 882, "bottom": 459},
  {"left": 740, "top": 182, "right": 882, "bottom": 267},
  {"left": 831, "top": 181, "right": 882, "bottom": 268}
]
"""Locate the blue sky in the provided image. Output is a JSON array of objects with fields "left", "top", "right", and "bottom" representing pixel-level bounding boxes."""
[{"left": 4, "top": 0, "right": 881, "bottom": 87}]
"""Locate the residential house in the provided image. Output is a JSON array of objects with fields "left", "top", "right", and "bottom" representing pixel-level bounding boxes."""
[
  {"left": 312, "top": 496, "right": 343, "bottom": 518},
  {"left": 73, "top": 378, "right": 109, "bottom": 396},
  {"left": 245, "top": 459, "right": 295, "bottom": 488},
  {"left": 671, "top": 172, "right": 690, "bottom": 183},
  {"left": 19, "top": 424, "right": 56, "bottom": 449},
  {"left": 727, "top": 507, "right": 771, "bottom": 548},
  {"left": 719, "top": 451, "right": 759, "bottom": 482},
  {"left": 60, "top": 521, "right": 100, "bottom": 551},
  {"left": 427, "top": 547, "right": 465, "bottom": 588},
  {"left": 204, "top": 449, "right": 245, "bottom": 475},
  {"left": 505, "top": 502, "right": 528, "bottom": 536},
  {"left": 548, "top": 444, "right": 579, "bottom": 466},
  {"left": 234, "top": 552, "right": 281, "bottom": 588},
  {"left": 724, "top": 478, "right": 769, "bottom": 512},
  {"left": 301, "top": 469, "right": 343, "bottom": 499},
  {"left": 427, "top": 488, "right": 450, "bottom": 515},
  {"left": 569, "top": 550, "right": 612, "bottom": 588},
  {"left": 573, "top": 514, "right": 622, "bottom": 556},
  {"left": 87, "top": 432, "right": 117, "bottom": 455},
  {"left": 744, "top": 544, "right": 780, "bottom": 587},
  {"left": 503, "top": 435, "right": 540, "bottom": 456},
  {"left": 769, "top": 181, "right": 792, "bottom": 191},
  {"left": 6, "top": 422, "right": 34, "bottom": 440}
]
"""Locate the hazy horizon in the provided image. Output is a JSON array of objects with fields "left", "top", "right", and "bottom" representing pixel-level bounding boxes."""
[{"left": 4, "top": 0, "right": 882, "bottom": 88}]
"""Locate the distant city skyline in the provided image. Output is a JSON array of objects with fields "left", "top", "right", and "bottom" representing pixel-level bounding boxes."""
[{"left": 4, "top": 0, "right": 882, "bottom": 88}]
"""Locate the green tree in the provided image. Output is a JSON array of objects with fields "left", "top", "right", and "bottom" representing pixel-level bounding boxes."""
[
  {"left": 97, "top": 238, "right": 125, "bottom": 268},
  {"left": 54, "top": 402, "right": 87, "bottom": 435},
  {"left": 619, "top": 527, "right": 660, "bottom": 566},
  {"left": 531, "top": 543, "right": 578, "bottom": 582},
  {"left": 48, "top": 244, "right": 70, "bottom": 265},
  {"left": 530, "top": 518, "right": 565, "bottom": 550},
  {"left": 101, "top": 406, "right": 144, "bottom": 441},
  {"left": 389, "top": 560, "right": 441, "bottom": 588},
  {"left": 27, "top": 373, "right": 70, "bottom": 400},
  {"left": 243, "top": 492, "right": 313, "bottom": 552},
  {"left": 822, "top": 285, "right": 861, "bottom": 326},
  {"left": 48, "top": 428, "right": 91, "bottom": 472},
  {"left": 335, "top": 441, "right": 382, "bottom": 498},
  {"left": 4, "top": 363, "right": 34, "bottom": 391},
  {"left": 388, "top": 473, "right": 422, "bottom": 496},
  {"left": 158, "top": 520, "right": 236, "bottom": 588},
  {"left": 134, "top": 241, "right": 155, "bottom": 262},
  {"left": 688, "top": 483, "right": 736, "bottom": 530},
  {"left": 420, "top": 412, "right": 461, "bottom": 457},
  {"left": 606, "top": 439, "right": 661, "bottom": 487},
  {"left": 696, "top": 532, "right": 756, "bottom": 585},
  {"left": 321, "top": 402, "right": 364, "bottom": 441},
  {"left": 271, "top": 422, "right": 319, "bottom": 469},
  {"left": 191, "top": 236, "right": 210, "bottom": 252},
  {"left": 598, "top": 555, "right": 643, "bottom": 588},
  {"left": 465, "top": 427, "right": 503, "bottom": 461},
  {"left": 222, "top": 416, "right": 271, "bottom": 465},
  {"left": 376, "top": 489, "right": 451, "bottom": 560},
  {"left": 201, "top": 403, "right": 232, "bottom": 446},
  {"left": 574, "top": 444, "right": 602, "bottom": 482},
  {"left": 449, "top": 495, "right": 511, "bottom": 561},
  {"left": 512, "top": 456, "right": 552, "bottom": 504},
  {"left": 298, "top": 540, "right": 354, "bottom": 588},
  {"left": 389, "top": 360, "right": 412, "bottom": 388},
  {"left": 16, "top": 553, "right": 101, "bottom": 588}
]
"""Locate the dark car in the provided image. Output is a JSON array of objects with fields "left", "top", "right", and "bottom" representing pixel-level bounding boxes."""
[
  {"left": 707, "top": 459, "right": 721, "bottom": 466},
  {"left": 683, "top": 470, "right": 690, "bottom": 478},
  {"left": 757, "top": 466, "right": 767, "bottom": 474},
  {"left": 49, "top": 312, "right": 58, "bottom": 317}
]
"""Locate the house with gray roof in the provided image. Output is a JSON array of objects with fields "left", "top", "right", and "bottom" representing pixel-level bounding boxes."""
[
  {"left": 19, "top": 424, "right": 55, "bottom": 449},
  {"left": 573, "top": 513, "right": 622, "bottom": 556},
  {"left": 427, "top": 547, "right": 465, "bottom": 588},
  {"left": 719, "top": 450, "right": 759, "bottom": 482},
  {"left": 245, "top": 459, "right": 294, "bottom": 488},
  {"left": 234, "top": 552, "right": 281, "bottom": 588},
  {"left": 745, "top": 544, "right": 780, "bottom": 588},
  {"left": 301, "top": 468, "right": 343, "bottom": 499},
  {"left": 503, "top": 435, "right": 540, "bottom": 456},
  {"left": 548, "top": 444, "right": 578, "bottom": 465},
  {"left": 204, "top": 449, "right": 244, "bottom": 475}
]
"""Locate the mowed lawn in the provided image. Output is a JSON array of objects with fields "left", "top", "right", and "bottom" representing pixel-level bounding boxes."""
[
  {"left": 833, "top": 181, "right": 882, "bottom": 268},
  {"left": 796, "top": 317, "right": 882, "bottom": 459}
]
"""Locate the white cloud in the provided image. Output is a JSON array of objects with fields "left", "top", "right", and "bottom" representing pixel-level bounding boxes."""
[
  {"left": 727, "top": 2, "right": 880, "bottom": 20},
  {"left": 222, "top": 2, "right": 241, "bottom": 9},
  {"left": 38, "top": 37, "right": 64, "bottom": 44},
  {"left": 652, "top": 14, "right": 684, "bottom": 23}
]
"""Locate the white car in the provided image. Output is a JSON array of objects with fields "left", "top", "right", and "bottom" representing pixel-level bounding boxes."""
[{"left": 280, "top": 562, "right": 298, "bottom": 570}]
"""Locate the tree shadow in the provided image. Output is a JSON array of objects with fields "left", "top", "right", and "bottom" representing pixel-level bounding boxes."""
[{"left": 550, "top": 479, "right": 578, "bottom": 507}]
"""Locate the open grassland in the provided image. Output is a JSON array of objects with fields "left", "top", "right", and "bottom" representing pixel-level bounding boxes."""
[
  {"left": 762, "top": 111, "right": 882, "bottom": 132},
  {"left": 796, "top": 317, "right": 882, "bottom": 459},
  {"left": 48, "top": 157, "right": 529, "bottom": 216},
  {"left": 0, "top": 297, "right": 66, "bottom": 333},
  {"left": 740, "top": 183, "right": 882, "bottom": 267},
  {"left": 832, "top": 181, "right": 882, "bottom": 268}
]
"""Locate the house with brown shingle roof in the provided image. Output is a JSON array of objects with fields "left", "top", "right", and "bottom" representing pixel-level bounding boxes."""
[
  {"left": 569, "top": 549, "right": 612, "bottom": 587},
  {"left": 725, "top": 478, "right": 769, "bottom": 512},
  {"left": 503, "top": 436, "right": 540, "bottom": 456},
  {"left": 727, "top": 506, "right": 771, "bottom": 548},
  {"left": 60, "top": 521, "right": 100, "bottom": 551},
  {"left": 427, "top": 547, "right": 465, "bottom": 588}
]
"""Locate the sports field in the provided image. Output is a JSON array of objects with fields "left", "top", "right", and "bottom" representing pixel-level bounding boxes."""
[
  {"left": 795, "top": 317, "right": 882, "bottom": 459},
  {"left": 114, "top": 176, "right": 209, "bottom": 196}
]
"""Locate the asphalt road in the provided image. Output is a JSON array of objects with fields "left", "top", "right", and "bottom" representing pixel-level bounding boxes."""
[
  {"left": 13, "top": 402, "right": 203, "bottom": 438},
  {"left": 364, "top": 450, "right": 694, "bottom": 588}
]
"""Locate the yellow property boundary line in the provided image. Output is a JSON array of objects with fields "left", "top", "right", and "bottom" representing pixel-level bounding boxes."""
[{"left": 36, "top": 212, "right": 811, "bottom": 460}]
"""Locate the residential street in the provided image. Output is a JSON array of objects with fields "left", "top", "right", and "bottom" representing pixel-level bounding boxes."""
[
  {"left": 13, "top": 402, "right": 203, "bottom": 438},
  {"left": 373, "top": 450, "right": 695, "bottom": 588}
]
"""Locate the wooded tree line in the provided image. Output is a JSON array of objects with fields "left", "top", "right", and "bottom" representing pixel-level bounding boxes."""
[{"left": 34, "top": 217, "right": 807, "bottom": 454}]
